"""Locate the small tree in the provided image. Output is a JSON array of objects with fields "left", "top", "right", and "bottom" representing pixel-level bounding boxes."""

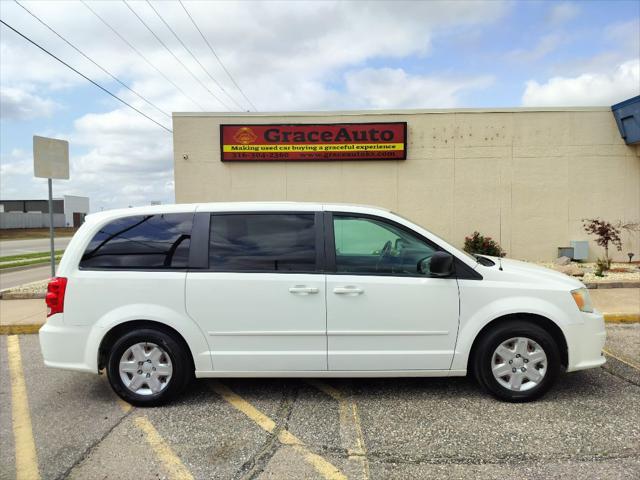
[
  {"left": 464, "top": 231, "right": 506, "bottom": 257},
  {"left": 582, "top": 218, "right": 622, "bottom": 268}
]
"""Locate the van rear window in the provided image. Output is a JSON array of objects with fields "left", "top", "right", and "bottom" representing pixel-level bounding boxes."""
[{"left": 80, "top": 213, "right": 193, "bottom": 269}]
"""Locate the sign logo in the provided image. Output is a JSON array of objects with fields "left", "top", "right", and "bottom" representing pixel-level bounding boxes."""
[
  {"left": 233, "top": 127, "right": 258, "bottom": 145},
  {"left": 221, "top": 123, "right": 407, "bottom": 162}
]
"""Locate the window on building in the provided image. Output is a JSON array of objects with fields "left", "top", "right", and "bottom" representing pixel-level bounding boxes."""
[
  {"left": 333, "top": 215, "right": 436, "bottom": 275},
  {"left": 209, "top": 214, "right": 317, "bottom": 272},
  {"left": 80, "top": 213, "right": 193, "bottom": 269}
]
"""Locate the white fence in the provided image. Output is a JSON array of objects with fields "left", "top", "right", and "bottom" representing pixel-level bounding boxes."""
[{"left": 0, "top": 212, "right": 66, "bottom": 229}]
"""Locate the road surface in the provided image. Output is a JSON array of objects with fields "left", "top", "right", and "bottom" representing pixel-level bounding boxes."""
[
  {"left": 0, "top": 265, "right": 52, "bottom": 291},
  {"left": 0, "top": 237, "right": 72, "bottom": 257}
]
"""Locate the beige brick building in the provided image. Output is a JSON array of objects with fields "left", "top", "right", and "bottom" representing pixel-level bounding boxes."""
[{"left": 173, "top": 108, "right": 640, "bottom": 261}]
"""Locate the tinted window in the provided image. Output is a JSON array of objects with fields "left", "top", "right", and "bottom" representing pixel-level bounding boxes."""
[
  {"left": 334, "top": 216, "right": 435, "bottom": 275},
  {"left": 80, "top": 213, "right": 193, "bottom": 269},
  {"left": 210, "top": 214, "right": 316, "bottom": 272}
]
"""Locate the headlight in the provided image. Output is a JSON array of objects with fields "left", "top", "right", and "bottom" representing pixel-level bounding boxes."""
[{"left": 571, "top": 288, "right": 593, "bottom": 313}]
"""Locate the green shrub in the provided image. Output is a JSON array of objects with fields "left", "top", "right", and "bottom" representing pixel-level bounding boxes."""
[
  {"left": 464, "top": 231, "right": 506, "bottom": 257},
  {"left": 594, "top": 257, "right": 608, "bottom": 277}
]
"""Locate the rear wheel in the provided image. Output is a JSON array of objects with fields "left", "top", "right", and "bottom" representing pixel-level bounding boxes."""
[
  {"left": 472, "top": 320, "right": 561, "bottom": 402},
  {"left": 107, "top": 328, "right": 192, "bottom": 407}
]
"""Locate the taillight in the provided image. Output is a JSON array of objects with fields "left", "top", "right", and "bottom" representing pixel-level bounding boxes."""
[{"left": 46, "top": 277, "right": 67, "bottom": 317}]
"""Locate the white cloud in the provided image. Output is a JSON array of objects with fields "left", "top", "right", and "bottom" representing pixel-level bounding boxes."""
[
  {"left": 507, "top": 34, "right": 563, "bottom": 63},
  {"left": 547, "top": 2, "right": 580, "bottom": 25},
  {"left": 343, "top": 68, "right": 494, "bottom": 109},
  {"left": 0, "top": 0, "right": 508, "bottom": 209},
  {"left": 0, "top": 87, "right": 58, "bottom": 120},
  {"left": 522, "top": 59, "right": 640, "bottom": 107}
]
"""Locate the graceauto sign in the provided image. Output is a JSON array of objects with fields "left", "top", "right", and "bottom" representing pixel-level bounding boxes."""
[{"left": 220, "top": 122, "right": 407, "bottom": 161}]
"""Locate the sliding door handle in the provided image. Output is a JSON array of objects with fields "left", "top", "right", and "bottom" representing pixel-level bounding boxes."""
[
  {"left": 333, "top": 286, "right": 364, "bottom": 295},
  {"left": 289, "top": 286, "right": 319, "bottom": 295}
]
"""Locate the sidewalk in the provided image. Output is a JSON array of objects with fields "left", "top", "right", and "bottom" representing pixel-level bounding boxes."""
[
  {"left": 590, "top": 288, "right": 639, "bottom": 321},
  {"left": 0, "top": 299, "right": 46, "bottom": 334}
]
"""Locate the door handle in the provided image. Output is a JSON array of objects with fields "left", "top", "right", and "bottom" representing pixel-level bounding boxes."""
[
  {"left": 289, "top": 285, "right": 319, "bottom": 295},
  {"left": 333, "top": 286, "right": 364, "bottom": 295}
]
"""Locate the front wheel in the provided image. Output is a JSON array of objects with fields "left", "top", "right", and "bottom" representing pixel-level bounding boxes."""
[
  {"left": 472, "top": 320, "right": 561, "bottom": 402},
  {"left": 106, "top": 328, "right": 192, "bottom": 407}
]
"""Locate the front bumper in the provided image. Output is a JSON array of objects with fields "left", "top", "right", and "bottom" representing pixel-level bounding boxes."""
[
  {"left": 39, "top": 314, "right": 96, "bottom": 373},
  {"left": 565, "top": 310, "right": 606, "bottom": 372}
]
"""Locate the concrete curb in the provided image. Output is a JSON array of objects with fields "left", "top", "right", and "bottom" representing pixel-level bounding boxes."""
[
  {"left": 586, "top": 281, "right": 640, "bottom": 289},
  {"left": 0, "top": 291, "right": 45, "bottom": 300},
  {"left": 0, "top": 324, "right": 41, "bottom": 335},
  {"left": 603, "top": 313, "right": 640, "bottom": 324},
  {"left": 1, "top": 313, "right": 637, "bottom": 336}
]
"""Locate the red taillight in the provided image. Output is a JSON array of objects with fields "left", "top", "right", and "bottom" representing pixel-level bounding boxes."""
[{"left": 46, "top": 277, "right": 67, "bottom": 317}]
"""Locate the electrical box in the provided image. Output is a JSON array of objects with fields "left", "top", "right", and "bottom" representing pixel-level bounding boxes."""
[
  {"left": 558, "top": 247, "right": 574, "bottom": 259},
  {"left": 570, "top": 241, "right": 589, "bottom": 261}
]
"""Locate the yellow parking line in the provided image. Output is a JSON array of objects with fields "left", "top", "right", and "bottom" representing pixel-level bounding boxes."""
[
  {"left": 603, "top": 348, "right": 640, "bottom": 371},
  {"left": 107, "top": 381, "right": 191, "bottom": 480},
  {"left": 6, "top": 335, "right": 40, "bottom": 480},
  {"left": 307, "top": 380, "right": 370, "bottom": 480},
  {"left": 212, "top": 381, "right": 347, "bottom": 480},
  {"left": 134, "top": 416, "right": 194, "bottom": 480},
  {"left": 115, "top": 396, "right": 132, "bottom": 414}
]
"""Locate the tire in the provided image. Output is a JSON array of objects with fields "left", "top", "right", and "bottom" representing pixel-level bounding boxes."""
[
  {"left": 472, "top": 320, "right": 561, "bottom": 402},
  {"left": 106, "top": 328, "right": 192, "bottom": 407}
]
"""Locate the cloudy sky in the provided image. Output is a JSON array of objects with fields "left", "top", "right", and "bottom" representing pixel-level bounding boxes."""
[{"left": 1, "top": 0, "right": 638, "bottom": 211}]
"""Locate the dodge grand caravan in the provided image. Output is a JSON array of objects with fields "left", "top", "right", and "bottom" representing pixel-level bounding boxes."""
[{"left": 39, "top": 203, "right": 606, "bottom": 405}]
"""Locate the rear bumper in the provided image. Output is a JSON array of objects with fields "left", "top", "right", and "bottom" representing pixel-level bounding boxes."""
[
  {"left": 565, "top": 311, "right": 606, "bottom": 372},
  {"left": 39, "top": 314, "right": 96, "bottom": 373}
]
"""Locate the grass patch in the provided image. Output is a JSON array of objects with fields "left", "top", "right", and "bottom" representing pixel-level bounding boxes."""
[
  {"left": 0, "top": 255, "right": 63, "bottom": 270},
  {"left": 0, "top": 250, "right": 65, "bottom": 263},
  {"left": 0, "top": 228, "right": 77, "bottom": 240}
]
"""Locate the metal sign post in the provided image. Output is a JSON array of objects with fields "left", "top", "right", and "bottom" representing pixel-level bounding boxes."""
[{"left": 33, "top": 135, "right": 69, "bottom": 277}]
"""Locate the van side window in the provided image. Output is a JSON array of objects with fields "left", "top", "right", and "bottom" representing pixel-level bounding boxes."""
[
  {"left": 210, "top": 214, "right": 316, "bottom": 272},
  {"left": 333, "top": 215, "right": 435, "bottom": 275},
  {"left": 80, "top": 213, "right": 193, "bottom": 269}
]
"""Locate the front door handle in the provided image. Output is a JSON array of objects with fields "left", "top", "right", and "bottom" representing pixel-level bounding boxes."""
[
  {"left": 289, "top": 285, "right": 319, "bottom": 295},
  {"left": 333, "top": 286, "right": 364, "bottom": 295}
]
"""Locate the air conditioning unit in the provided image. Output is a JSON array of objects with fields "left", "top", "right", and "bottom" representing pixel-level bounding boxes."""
[{"left": 570, "top": 241, "right": 589, "bottom": 261}]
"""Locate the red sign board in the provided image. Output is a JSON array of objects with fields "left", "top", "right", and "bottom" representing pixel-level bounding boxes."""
[{"left": 220, "top": 123, "right": 407, "bottom": 161}]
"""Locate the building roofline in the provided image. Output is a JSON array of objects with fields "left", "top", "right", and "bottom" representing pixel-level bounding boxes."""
[{"left": 172, "top": 106, "right": 612, "bottom": 118}]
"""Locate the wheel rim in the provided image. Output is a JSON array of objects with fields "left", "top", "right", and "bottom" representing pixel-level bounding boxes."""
[
  {"left": 491, "top": 337, "right": 547, "bottom": 392},
  {"left": 119, "top": 342, "right": 173, "bottom": 396}
]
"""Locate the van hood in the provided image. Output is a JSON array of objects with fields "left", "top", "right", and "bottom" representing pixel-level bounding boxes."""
[{"left": 475, "top": 256, "right": 585, "bottom": 290}]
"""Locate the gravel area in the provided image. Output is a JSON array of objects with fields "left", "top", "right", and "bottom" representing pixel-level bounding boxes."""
[
  {"left": 0, "top": 279, "right": 47, "bottom": 298},
  {"left": 538, "top": 262, "right": 640, "bottom": 284}
]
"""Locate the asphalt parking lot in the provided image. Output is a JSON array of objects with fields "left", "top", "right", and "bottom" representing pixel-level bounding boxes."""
[{"left": 1, "top": 331, "right": 639, "bottom": 480}]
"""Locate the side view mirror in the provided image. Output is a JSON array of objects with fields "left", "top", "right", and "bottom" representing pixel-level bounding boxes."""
[{"left": 420, "top": 251, "right": 454, "bottom": 277}]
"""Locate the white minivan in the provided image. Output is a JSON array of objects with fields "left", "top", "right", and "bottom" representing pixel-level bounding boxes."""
[{"left": 40, "top": 202, "right": 606, "bottom": 405}]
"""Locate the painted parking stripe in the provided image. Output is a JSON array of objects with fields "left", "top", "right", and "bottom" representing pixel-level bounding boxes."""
[
  {"left": 307, "top": 380, "right": 370, "bottom": 480},
  {"left": 603, "top": 348, "right": 640, "bottom": 371},
  {"left": 211, "top": 381, "right": 347, "bottom": 480},
  {"left": 134, "top": 416, "right": 194, "bottom": 480},
  {"left": 6, "top": 335, "right": 40, "bottom": 480},
  {"left": 109, "top": 390, "right": 193, "bottom": 480}
]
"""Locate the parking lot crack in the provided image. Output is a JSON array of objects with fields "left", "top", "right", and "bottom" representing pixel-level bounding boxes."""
[
  {"left": 233, "top": 381, "right": 300, "bottom": 480},
  {"left": 601, "top": 362, "right": 640, "bottom": 387},
  {"left": 56, "top": 406, "right": 135, "bottom": 480}
]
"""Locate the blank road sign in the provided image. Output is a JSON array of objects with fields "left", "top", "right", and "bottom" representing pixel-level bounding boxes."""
[{"left": 33, "top": 135, "right": 69, "bottom": 179}]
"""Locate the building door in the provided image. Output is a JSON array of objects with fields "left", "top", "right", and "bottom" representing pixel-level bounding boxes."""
[{"left": 72, "top": 212, "right": 85, "bottom": 227}]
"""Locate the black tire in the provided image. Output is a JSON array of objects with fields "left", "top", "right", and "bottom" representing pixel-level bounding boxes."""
[
  {"left": 472, "top": 320, "right": 561, "bottom": 402},
  {"left": 106, "top": 328, "right": 193, "bottom": 407}
]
